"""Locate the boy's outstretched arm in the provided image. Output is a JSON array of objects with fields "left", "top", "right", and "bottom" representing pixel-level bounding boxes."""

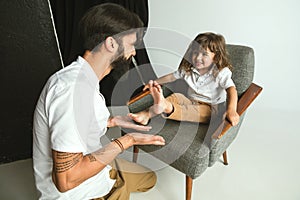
[{"left": 143, "top": 73, "right": 177, "bottom": 90}]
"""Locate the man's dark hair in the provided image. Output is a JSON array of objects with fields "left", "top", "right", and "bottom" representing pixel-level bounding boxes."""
[{"left": 79, "top": 3, "right": 144, "bottom": 51}]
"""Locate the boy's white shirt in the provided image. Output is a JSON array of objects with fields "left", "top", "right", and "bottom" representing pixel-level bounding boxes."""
[{"left": 173, "top": 65, "right": 235, "bottom": 104}]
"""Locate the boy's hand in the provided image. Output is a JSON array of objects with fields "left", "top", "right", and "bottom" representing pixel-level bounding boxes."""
[{"left": 226, "top": 110, "right": 240, "bottom": 126}]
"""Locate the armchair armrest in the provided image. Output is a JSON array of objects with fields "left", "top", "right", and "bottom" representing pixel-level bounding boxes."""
[
  {"left": 127, "top": 89, "right": 151, "bottom": 105},
  {"left": 212, "top": 83, "right": 263, "bottom": 139}
]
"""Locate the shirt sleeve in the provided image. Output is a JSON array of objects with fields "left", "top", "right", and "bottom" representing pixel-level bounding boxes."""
[
  {"left": 47, "top": 84, "right": 90, "bottom": 153},
  {"left": 217, "top": 67, "right": 235, "bottom": 89},
  {"left": 173, "top": 69, "right": 184, "bottom": 79}
]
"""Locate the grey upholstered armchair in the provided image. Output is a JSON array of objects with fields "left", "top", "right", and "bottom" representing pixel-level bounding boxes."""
[{"left": 122, "top": 44, "right": 262, "bottom": 200}]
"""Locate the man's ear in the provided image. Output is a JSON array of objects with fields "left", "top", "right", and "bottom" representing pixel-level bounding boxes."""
[{"left": 105, "top": 36, "right": 118, "bottom": 53}]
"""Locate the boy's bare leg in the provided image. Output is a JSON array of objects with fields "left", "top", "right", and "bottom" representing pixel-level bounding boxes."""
[{"left": 128, "top": 81, "right": 173, "bottom": 125}]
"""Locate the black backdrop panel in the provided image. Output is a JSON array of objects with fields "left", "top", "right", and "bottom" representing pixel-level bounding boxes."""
[
  {"left": 50, "top": 0, "right": 157, "bottom": 106},
  {"left": 0, "top": 0, "right": 62, "bottom": 163},
  {"left": 0, "top": 0, "right": 154, "bottom": 164},
  {"left": 50, "top": 0, "right": 149, "bottom": 65}
]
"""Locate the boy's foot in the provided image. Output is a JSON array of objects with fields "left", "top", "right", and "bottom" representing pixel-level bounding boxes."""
[
  {"left": 128, "top": 111, "right": 150, "bottom": 126},
  {"left": 150, "top": 81, "right": 172, "bottom": 115}
]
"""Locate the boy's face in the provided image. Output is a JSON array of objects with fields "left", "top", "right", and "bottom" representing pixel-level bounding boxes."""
[{"left": 192, "top": 47, "right": 215, "bottom": 71}]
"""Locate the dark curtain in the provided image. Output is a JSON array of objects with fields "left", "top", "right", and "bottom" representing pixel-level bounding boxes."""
[
  {"left": 49, "top": 0, "right": 157, "bottom": 106},
  {"left": 0, "top": 0, "right": 62, "bottom": 163}
]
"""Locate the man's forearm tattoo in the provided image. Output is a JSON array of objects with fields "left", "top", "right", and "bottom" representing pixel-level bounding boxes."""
[
  {"left": 54, "top": 152, "right": 82, "bottom": 173},
  {"left": 86, "top": 154, "right": 97, "bottom": 162}
]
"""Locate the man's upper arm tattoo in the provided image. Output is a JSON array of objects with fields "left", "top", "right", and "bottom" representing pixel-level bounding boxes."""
[{"left": 53, "top": 152, "right": 82, "bottom": 173}]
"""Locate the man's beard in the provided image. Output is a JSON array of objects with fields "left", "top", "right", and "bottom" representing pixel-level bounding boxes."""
[{"left": 110, "top": 55, "right": 133, "bottom": 80}]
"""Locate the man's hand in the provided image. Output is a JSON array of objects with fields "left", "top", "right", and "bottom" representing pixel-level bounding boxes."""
[
  {"left": 107, "top": 115, "right": 152, "bottom": 131},
  {"left": 118, "top": 133, "right": 165, "bottom": 149},
  {"left": 128, "top": 132, "right": 165, "bottom": 146}
]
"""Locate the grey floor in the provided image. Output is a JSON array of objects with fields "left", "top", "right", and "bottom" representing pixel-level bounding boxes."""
[{"left": 1, "top": 108, "right": 300, "bottom": 200}]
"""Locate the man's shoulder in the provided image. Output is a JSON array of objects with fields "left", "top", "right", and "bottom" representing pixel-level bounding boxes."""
[{"left": 42, "top": 66, "right": 79, "bottom": 100}]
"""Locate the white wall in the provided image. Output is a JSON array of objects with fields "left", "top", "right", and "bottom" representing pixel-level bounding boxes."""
[{"left": 144, "top": 0, "right": 300, "bottom": 112}]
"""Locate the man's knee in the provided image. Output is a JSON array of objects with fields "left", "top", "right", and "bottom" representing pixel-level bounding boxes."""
[{"left": 137, "top": 171, "right": 157, "bottom": 192}]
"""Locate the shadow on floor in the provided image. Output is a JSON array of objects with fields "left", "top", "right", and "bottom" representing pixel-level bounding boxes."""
[{"left": 0, "top": 159, "right": 38, "bottom": 200}]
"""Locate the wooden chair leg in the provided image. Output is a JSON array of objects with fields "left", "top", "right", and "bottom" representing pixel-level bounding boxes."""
[
  {"left": 133, "top": 146, "right": 139, "bottom": 163},
  {"left": 223, "top": 151, "right": 228, "bottom": 165},
  {"left": 186, "top": 175, "right": 193, "bottom": 200}
]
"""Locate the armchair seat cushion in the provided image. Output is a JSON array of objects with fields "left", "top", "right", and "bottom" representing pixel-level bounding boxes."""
[{"left": 124, "top": 115, "right": 211, "bottom": 179}]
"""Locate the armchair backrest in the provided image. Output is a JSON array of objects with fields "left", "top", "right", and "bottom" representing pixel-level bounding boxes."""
[{"left": 226, "top": 44, "right": 255, "bottom": 96}]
